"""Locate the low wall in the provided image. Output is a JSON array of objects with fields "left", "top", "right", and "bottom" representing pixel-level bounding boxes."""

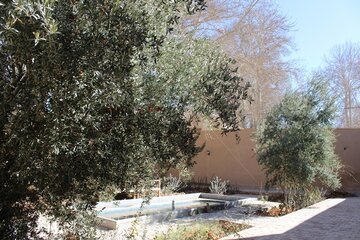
[{"left": 191, "top": 129, "right": 360, "bottom": 192}]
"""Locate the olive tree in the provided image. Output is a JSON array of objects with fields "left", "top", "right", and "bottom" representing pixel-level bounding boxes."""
[
  {"left": 0, "top": 0, "right": 251, "bottom": 239},
  {"left": 256, "top": 77, "right": 342, "bottom": 208},
  {"left": 185, "top": 0, "right": 298, "bottom": 128}
]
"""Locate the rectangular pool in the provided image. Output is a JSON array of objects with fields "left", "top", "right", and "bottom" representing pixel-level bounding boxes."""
[{"left": 96, "top": 193, "right": 256, "bottom": 229}]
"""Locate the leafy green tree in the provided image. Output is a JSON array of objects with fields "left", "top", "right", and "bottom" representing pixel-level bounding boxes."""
[
  {"left": 132, "top": 34, "right": 251, "bottom": 176},
  {"left": 0, "top": 0, "right": 250, "bottom": 238},
  {"left": 256, "top": 77, "right": 342, "bottom": 208}
]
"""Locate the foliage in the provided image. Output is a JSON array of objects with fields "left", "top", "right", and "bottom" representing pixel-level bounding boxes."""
[
  {"left": 287, "top": 187, "right": 325, "bottom": 209},
  {"left": 154, "top": 220, "right": 248, "bottom": 240},
  {"left": 185, "top": 0, "right": 298, "bottom": 128},
  {"left": 59, "top": 206, "right": 99, "bottom": 240},
  {"left": 256, "top": 77, "right": 342, "bottom": 208},
  {"left": 257, "top": 188, "right": 325, "bottom": 217},
  {"left": 209, "top": 176, "right": 229, "bottom": 195},
  {"left": 177, "top": 161, "right": 195, "bottom": 183},
  {"left": 0, "top": 0, "right": 251, "bottom": 238},
  {"left": 132, "top": 33, "right": 252, "bottom": 178},
  {"left": 162, "top": 174, "right": 184, "bottom": 194},
  {"left": 98, "top": 185, "right": 119, "bottom": 202}
]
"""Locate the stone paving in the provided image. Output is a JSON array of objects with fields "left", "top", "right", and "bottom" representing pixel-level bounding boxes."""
[
  {"left": 96, "top": 197, "right": 360, "bottom": 239},
  {"left": 223, "top": 197, "right": 360, "bottom": 240}
]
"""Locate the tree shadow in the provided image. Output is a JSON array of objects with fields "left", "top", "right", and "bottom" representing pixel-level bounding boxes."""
[{"left": 238, "top": 198, "right": 360, "bottom": 240}]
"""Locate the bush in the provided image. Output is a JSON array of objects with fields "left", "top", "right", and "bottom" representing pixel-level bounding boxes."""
[
  {"left": 209, "top": 176, "right": 229, "bottom": 195},
  {"left": 256, "top": 77, "right": 342, "bottom": 208},
  {"left": 162, "top": 174, "right": 184, "bottom": 195},
  {"left": 154, "top": 221, "right": 249, "bottom": 240}
]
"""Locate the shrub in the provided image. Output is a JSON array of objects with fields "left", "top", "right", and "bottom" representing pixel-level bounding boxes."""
[
  {"left": 154, "top": 221, "right": 249, "bottom": 240},
  {"left": 209, "top": 176, "right": 229, "bottom": 195},
  {"left": 162, "top": 174, "right": 184, "bottom": 194},
  {"left": 256, "top": 77, "right": 342, "bottom": 208}
]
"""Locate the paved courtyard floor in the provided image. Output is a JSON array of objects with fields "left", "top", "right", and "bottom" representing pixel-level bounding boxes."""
[
  {"left": 224, "top": 197, "right": 360, "bottom": 240},
  {"left": 97, "top": 197, "right": 360, "bottom": 239}
]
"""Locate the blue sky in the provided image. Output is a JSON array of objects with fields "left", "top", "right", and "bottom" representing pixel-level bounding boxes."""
[{"left": 275, "top": 0, "right": 360, "bottom": 72}]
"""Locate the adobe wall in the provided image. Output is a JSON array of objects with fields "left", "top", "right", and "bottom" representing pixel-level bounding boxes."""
[
  {"left": 191, "top": 129, "right": 266, "bottom": 190},
  {"left": 334, "top": 129, "right": 360, "bottom": 192},
  {"left": 191, "top": 129, "right": 360, "bottom": 192}
]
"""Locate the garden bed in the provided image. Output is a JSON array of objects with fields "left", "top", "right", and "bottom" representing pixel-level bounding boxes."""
[{"left": 154, "top": 220, "right": 250, "bottom": 240}]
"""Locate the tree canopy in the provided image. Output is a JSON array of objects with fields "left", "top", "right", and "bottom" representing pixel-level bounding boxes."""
[
  {"left": 184, "top": 0, "right": 298, "bottom": 128},
  {"left": 256, "top": 77, "right": 342, "bottom": 207},
  {"left": 0, "top": 0, "right": 251, "bottom": 238},
  {"left": 323, "top": 42, "right": 360, "bottom": 127}
]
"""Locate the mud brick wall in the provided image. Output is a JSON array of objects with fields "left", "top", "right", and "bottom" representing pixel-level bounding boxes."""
[{"left": 191, "top": 129, "right": 360, "bottom": 192}]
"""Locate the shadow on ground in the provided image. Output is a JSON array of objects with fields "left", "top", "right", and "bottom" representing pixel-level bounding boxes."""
[{"left": 238, "top": 198, "right": 360, "bottom": 240}]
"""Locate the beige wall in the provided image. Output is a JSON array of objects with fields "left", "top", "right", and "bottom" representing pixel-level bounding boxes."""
[
  {"left": 334, "top": 129, "right": 360, "bottom": 191},
  {"left": 192, "top": 129, "right": 360, "bottom": 192}
]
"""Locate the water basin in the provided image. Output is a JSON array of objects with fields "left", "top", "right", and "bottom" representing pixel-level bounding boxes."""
[{"left": 96, "top": 193, "right": 256, "bottom": 229}]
